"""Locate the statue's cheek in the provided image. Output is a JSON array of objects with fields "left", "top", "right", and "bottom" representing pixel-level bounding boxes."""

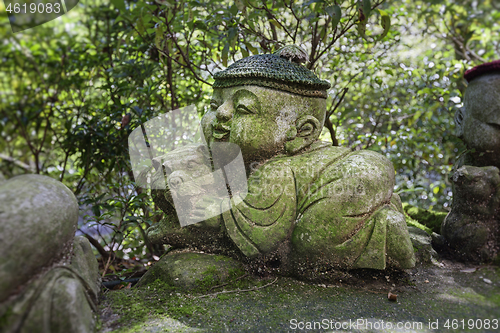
[{"left": 230, "top": 117, "right": 253, "bottom": 142}]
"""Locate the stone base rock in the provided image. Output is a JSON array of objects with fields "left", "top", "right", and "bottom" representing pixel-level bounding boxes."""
[
  {"left": 136, "top": 252, "right": 246, "bottom": 290},
  {"left": 407, "top": 227, "right": 439, "bottom": 265},
  {"left": 442, "top": 165, "right": 500, "bottom": 263}
]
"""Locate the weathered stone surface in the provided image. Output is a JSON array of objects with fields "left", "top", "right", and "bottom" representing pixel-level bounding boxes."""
[
  {"left": 0, "top": 174, "right": 78, "bottom": 303},
  {"left": 137, "top": 252, "right": 245, "bottom": 290},
  {"left": 99, "top": 263, "right": 500, "bottom": 333},
  {"left": 71, "top": 236, "right": 101, "bottom": 300},
  {"left": 442, "top": 165, "right": 500, "bottom": 262},
  {"left": 408, "top": 226, "right": 438, "bottom": 264},
  {"left": 0, "top": 237, "right": 100, "bottom": 333}
]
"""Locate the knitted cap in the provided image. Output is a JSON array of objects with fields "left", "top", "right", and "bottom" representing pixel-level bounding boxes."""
[
  {"left": 213, "top": 45, "right": 331, "bottom": 98},
  {"left": 464, "top": 60, "right": 500, "bottom": 82}
]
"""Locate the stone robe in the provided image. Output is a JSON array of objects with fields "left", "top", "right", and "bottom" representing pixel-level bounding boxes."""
[{"left": 222, "top": 142, "right": 415, "bottom": 270}]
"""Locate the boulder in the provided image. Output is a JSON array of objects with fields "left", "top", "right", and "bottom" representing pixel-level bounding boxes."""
[{"left": 137, "top": 252, "right": 245, "bottom": 290}]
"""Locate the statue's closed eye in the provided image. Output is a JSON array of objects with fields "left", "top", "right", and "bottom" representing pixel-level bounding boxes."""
[
  {"left": 232, "top": 89, "right": 261, "bottom": 115},
  {"left": 236, "top": 104, "right": 255, "bottom": 115}
]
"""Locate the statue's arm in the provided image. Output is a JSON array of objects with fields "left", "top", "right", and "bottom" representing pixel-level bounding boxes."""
[{"left": 222, "top": 163, "right": 297, "bottom": 257}]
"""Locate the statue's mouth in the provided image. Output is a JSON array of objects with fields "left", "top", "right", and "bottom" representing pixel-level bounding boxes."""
[{"left": 212, "top": 123, "right": 230, "bottom": 140}]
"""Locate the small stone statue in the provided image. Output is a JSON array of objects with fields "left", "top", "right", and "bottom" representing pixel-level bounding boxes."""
[
  {"left": 442, "top": 60, "right": 500, "bottom": 263},
  {"left": 0, "top": 175, "right": 100, "bottom": 332},
  {"left": 149, "top": 46, "right": 415, "bottom": 278}
]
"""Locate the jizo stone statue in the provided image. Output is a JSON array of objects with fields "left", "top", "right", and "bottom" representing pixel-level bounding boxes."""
[
  {"left": 148, "top": 45, "right": 416, "bottom": 278},
  {"left": 442, "top": 60, "right": 500, "bottom": 263}
]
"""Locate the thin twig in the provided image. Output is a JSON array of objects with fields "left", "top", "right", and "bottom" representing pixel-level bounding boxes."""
[
  {"left": 102, "top": 255, "right": 112, "bottom": 278},
  {"left": 0, "top": 153, "right": 33, "bottom": 171},
  {"left": 364, "top": 97, "right": 390, "bottom": 149},
  {"left": 196, "top": 277, "right": 278, "bottom": 299},
  {"left": 208, "top": 273, "right": 249, "bottom": 292},
  {"left": 327, "top": 87, "right": 349, "bottom": 119}
]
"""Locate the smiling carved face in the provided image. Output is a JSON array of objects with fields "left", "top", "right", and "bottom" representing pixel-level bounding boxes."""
[{"left": 201, "top": 85, "right": 325, "bottom": 165}]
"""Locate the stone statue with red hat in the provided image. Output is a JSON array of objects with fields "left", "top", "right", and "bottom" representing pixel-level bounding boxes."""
[{"left": 441, "top": 60, "right": 500, "bottom": 263}]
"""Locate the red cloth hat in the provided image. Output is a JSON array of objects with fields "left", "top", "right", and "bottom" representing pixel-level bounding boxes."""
[{"left": 464, "top": 60, "right": 500, "bottom": 82}]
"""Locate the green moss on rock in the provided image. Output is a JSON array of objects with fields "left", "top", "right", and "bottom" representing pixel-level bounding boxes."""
[
  {"left": 136, "top": 253, "right": 245, "bottom": 291},
  {"left": 403, "top": 204, "right": 447, "bottom": 234}
]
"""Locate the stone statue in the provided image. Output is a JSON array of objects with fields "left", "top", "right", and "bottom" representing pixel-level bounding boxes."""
[
  {"left": 0, "top": 175, "right": 100, "bottom": 332},
  {"left": 148, "top": 46, "right": 415, "bottom": 278},
  {"left": 442, "top": 60, "right": 500, "bottom": 263}
]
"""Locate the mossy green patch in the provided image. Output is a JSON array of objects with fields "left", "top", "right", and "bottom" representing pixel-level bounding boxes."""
[
  {"left": 136, "top": 253, "right": 245, "bottom": 292},
  {"left": 99, "top": 274, "right": 279, "bottom": 332},
  {"left": 405, "top": 213, "right": 433, "bottom": 235},
  {"left": 403, "top": 203, "right": 447, "bottom": 233},
  {"left": 448, "top": 289, "right": 500, "bottom": 308},
  {"left": 99, "top": 267, "right": 500, "bottom": 333}
]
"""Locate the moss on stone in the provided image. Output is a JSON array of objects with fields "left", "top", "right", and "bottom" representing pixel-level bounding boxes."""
[
  {"left": 99, "top": 265, "right": 500, "bottom": 333},
  {"left": 136, "top": 253, "right": 245, "bottom": 292},
  {"left": 405, "top": 212, "right": 433, "bottom": 235},
  {"left": 403, "top": 203, "right": 447, "bottom": 234}
]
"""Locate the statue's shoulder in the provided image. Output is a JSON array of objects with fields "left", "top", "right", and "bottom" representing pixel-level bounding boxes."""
[
  {"left": 264, "top": 142, "right": 352, "bottom": 174},
  {"left": 308, "top": 141, "right": 351, "bottom": 153},
  {"left": 295, "top": 141, "right": 352, "bottom": 162}
]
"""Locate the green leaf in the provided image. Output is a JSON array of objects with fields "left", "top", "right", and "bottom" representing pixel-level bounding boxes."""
[
  {"left": 228, "top": 27, "right": 238, "bottom": 41},
  {"left": 325, "top": 5, "right": 341, "bottom": 29},
  {"left": 229, "top": 4, "right": 239, "bottom": 16},
  {"left": 378, "top": 9, "right": 391, "bottom": 40},
  {"left": 268, "top": 19, "right": 282, "bottom": 30},
  {"left": 92, "top": 205, "right": 101, "bottom": 216},
  {"left": 110, "top": 0, "right": 126, "bottom": 11},
  {"left": 320, "top": 25, "right": 328, "bottom": 43},
  {"left": 243, "top": 41, "right": 258, "bottom": 55},
  {"left": 362, "top": 0, "right": 371, "bottom": 20},
  {"left": 358, "top": 22, "right": 368, "bottom": 41},
  {"left": 136, "top": 16, "right": 145, "bottom": 35},
  {"left": 241, "top": 46, "right": 249, "bottom": 58},
  {"left": 155, "top": 24, "right": 164, "bottom": 49}
]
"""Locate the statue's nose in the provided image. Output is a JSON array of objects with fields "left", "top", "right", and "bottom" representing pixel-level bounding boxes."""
[{"left": 216, "top": 103, "right": 233, "bottom": 122}]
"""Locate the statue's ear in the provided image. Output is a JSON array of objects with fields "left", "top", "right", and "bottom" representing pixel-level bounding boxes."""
[
  {"left": 455, "top": 107, "right": 465, "bottom": 139},
  {"left": 285, "top": 115, "right": 322, "bottom": 155}
]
